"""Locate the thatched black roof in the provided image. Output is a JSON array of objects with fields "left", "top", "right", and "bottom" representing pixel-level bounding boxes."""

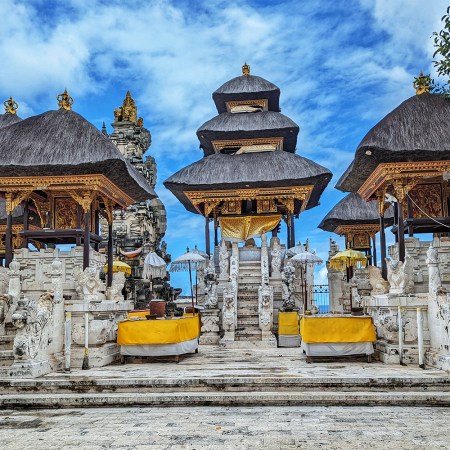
[
  {"left": 213, "top": 75, "right": 280, "bottom": 114},
  {"left": 164, "top": 151, "right": 332, "bottom": 214},
  {"left": 337, "top": 93, "right": 450, "bottom": 192},
  {"left": 318, "top": 193, "right": 394, "bottom": 232},
  {"left": 0, "top": 113, "right": 22, "bottom": 129},
  {"left": 197, "top": 111, "right": 299, "bottom": 156},
  {"left": 0, "top": 109, "right": 156, "bottom": 202}
]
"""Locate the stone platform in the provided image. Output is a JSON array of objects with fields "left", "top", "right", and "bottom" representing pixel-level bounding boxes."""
[{"left": 1, "top": 347, "right": 449, "bottom": 408}]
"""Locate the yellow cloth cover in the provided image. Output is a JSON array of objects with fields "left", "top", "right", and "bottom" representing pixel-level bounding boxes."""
[
  {"left": 300, "top": 317, "right": 376, "bottom": 343},
  {"left": 219, "top": 215, "right": 281, "bottom": 241},
  {"left": 278, "top": 312, "right": 300, "bottom": 335},
  {"left": 128, "top": 310, "right": 150, "bottom": 319},
  {"left": 118, "top": 316, "right": 200, "bottom": 345}
]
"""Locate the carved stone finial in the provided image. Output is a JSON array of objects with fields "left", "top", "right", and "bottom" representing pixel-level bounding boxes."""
[
  {"left": 413, "top": 72, "right": 432, "bottom": 95},
  {"left": 57, "top": 89, "right": 74, "bottom": 110},
  {"left": 114, "top": 91, "right": 138, "bottom": 124},
  {"left": 4, "top": 97, "right": 18, "bottom": 114},
  {"left": 242, "top": 62, "right": 250, "bottom": 76}
]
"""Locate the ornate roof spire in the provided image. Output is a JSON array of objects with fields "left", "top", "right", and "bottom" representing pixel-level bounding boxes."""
[
  {"left": 57, "top": 89, "right": 74, "bottom": 110},
  {"left": 114, "top": 90, "right": 137, "bottom": 124},
  {"left": 242, "top": 62, "right": 250, "bottom": 76},
  {"left": 413, "top": 72, "right": 432, "bottom": 95},
  {"left": 4, "top": 97, "right": 18, "bottom": 115}
]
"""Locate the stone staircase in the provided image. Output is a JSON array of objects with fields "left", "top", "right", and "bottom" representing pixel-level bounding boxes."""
[
  {"left": 235, "top": 261, "right": 261, "bottom": 342},
  {"left": 0, "top": 329, "right": 14, "bottom": 368}
]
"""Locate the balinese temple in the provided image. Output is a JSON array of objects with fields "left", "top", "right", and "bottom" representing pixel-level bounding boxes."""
[
  {"left": 336, "top": 73, "right": 450, "bottom": 278},
  {"left": 100, "top": 91, "right": 168, "bottom": 305},
  {"left": 165, "top": 64, "right": 331, "bottom": 345},
  {"left": 318, "top": 193, "right": 394, "bottom": 265}
]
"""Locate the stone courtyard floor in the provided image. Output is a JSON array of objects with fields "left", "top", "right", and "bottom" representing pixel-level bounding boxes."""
[
  {"left": 1, "top": 405, "right": 450, "bottom": 449},
  {"left": 1, "top": 347, "right": 450, "bottom": 448}
]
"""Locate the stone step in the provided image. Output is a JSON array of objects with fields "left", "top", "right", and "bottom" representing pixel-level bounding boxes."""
[
  {"left": 0, "top": 350, "right": 14, "bottom": 366},
  {"left": 237, "top": 307, "right": 258, "bottom": 315},
  {"left": 0, "top": 335, "right": 14, "bottom": 351},
  {"left": 1, "top": 375, "right": 450, "bottom": 395},
  {"left": 235, "top": 328, "right": 261, "bottom": 336},
  {"left": 2, "top": 390, "right": 450, "bottom": 408},
  {"left": 237, "top": 318, "right": 260, "bottom": 326}
]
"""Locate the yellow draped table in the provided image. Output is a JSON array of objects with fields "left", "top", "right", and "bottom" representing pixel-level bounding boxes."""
[
  {"left": 299, "top": 316, "right": 376, "bottom": 361},
  {"left": 278, "top": 312, "right": 301, "bottom": 347},
  {"left": 118, "top": 315, "right": 201, "bottom": 358}
]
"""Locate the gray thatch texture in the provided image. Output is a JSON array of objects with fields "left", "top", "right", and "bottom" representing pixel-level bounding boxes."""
[
  {"left": 164, "top": 151, "right": 332, "bottom": 214},
  {"left": 197, "top": 111, "right": 299, "bottom": 156},
  {"left": 0, "top": 109, "right": 155, "bottom": 202},
  {"left": 337, "top": 94, "right": 450, "bottom": 192},
  {"left": 318, "top": 193, "right": 394, "bottom": 232},
  {"left": 0, "top": 113, "right": 22, "bottom": 129},
  {"left": 213, "top": 75, "right": 280, "bottom": 114}
]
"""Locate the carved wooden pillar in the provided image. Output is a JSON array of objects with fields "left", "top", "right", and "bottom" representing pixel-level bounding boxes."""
[
  {"left": 22, "top": 201, "right": 29, "bottom": 249},
  {"left": 76, "top": 204, "right": 82, "bottom": 246},
  {"left": 205, "top": 217, "right": 210, "bottom": 257},
  {"left": 286, "top": 214, "right": 291, "bottom": 249},
  {"left": 290, "top": 214, "right": 295, "bottom": 249},
  {"left": 94, "top": 209, "right": 100, "bottom": 251},
  {"left": 83, "top": 210, "right": 90, "bottom": 269},
  {"left": 407, "top": 195, "right": 414, "bottom": 237},
  {"left": 214, "top": 216, "right": 219, "bottom": 247},
  {"left": 372, "top": 234, "right": 377, "bottom": 267},
  {"left": 107, "top": 222, "right": 113, "bottom": 288},
  {"left": 5, "top": 211, "right": 12, "bottom": 267},
  {"left": 376, "top": 190, "right": 389, "bottom": 280}
]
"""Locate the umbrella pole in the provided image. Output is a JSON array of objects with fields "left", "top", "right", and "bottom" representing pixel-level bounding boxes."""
[
  {"left": 188, "top": 260, "right": 194, "bottom": 309},
  {"left": 195, "top": 270, "right": 198, "bottom": 305}
]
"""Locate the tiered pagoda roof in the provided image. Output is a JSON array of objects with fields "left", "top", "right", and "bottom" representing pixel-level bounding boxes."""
[
  {"left": 318, "top": 193, "right": 394, "bottom": 233},
  {"left": 336, "top": 93, "right": 450, "bottom": 193},
  {"left": 165, "top": 65, "right": 332, "bottom": 217}
]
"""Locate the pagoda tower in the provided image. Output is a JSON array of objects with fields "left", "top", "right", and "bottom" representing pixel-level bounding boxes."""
[
  {"left": 101, "top": 91, "right": 168, "bottom": 305},
  {"left": 165, "top": 65, "right": 331, "bottom": 345}
]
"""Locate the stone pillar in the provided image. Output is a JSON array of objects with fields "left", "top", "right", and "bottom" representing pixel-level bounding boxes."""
[
  {"left": 107, "top": 222, "right": 113, "bottom": 288},
  {"left": 83, "top": 210, "right": 91, "bottom": 270},
  {"left": 199, "top": 308, "right": 220, "bottom": 345},
  {"left": 5, "top": 212, "right": 12, "bottom": 267},
  {"left": 205, "top": 217, "right": 210, "bottom": 257}
]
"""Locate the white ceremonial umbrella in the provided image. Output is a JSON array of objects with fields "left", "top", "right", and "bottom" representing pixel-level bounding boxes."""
[
  {"left": 170, "top": 247, "right": 206, "bottom": 307},
  {"left": 191, "top": 245, "right": 208, "bottom": 259},
  {"left": 287, "top": 242, "right": 306, "bottom": 257},
  {"left": 143, "top": 252, "right": 167, "bottom": 280}
]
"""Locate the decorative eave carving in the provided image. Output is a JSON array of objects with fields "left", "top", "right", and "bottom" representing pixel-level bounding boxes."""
[
  {"left": 225, "top": 99, "right": 268, "bottom": 113},
  {"left": 334, "top": 224, "right": 380, "bottom": 238},
  {"left": 0, "top": 174, "right": 134, "bottom": 209},
  {"left": 184, "top": 186, "right": 313, "bottom": 217},
  {"left": 357, "top": 161, "right": 450, "bottom": 200}
]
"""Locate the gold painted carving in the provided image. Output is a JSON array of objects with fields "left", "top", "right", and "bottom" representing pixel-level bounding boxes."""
[
  {"left": 114, "top": 91, "right": 141, "bottom": 124},
  {"left": 256, "top": 199, "right": 277, "bottom": 214},
  {"left": 4, "top": 191, "right": 32, "bottom": 215},
  {"left": 4, "top": 97, "right": 18, "bottom": 114},
  {"left": 223, "top": 200, "right": 242, "bottom": 215},
  {"left": 68, "top": 190, "right": 96, "bottom": 213},
  {"left": 100, "top": 197, "right": 115, "bottom": 225},
  {"left": 413, "top": 72, "right": 432, "bottom": 95},
  {"left": 358, "top": 161, "right": 450, "bottom": 200},
  {"left": 54, "top": 197, "right": 78, "bottom": 229},
  {"left": 212, "top": 137, "right": 283, "bottom": 153},
  {"left": 0, "top": 174, "right": 134, "bottom": 208},
  {"left": 57, "top": 89, "right": 74, "bottom": 111},
  {"left": 408, "top": 183, "right": 444, "bottom": 218},
  {"left": 242, "top": 63, "right": 250, "bottom": 76}
]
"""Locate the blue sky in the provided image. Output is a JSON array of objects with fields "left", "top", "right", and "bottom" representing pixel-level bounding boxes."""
[{"left": 1, "top": 0, "right": 448, "bottom": 291}]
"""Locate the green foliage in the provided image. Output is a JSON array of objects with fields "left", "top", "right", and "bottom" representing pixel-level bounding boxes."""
[{"left": 432, "top": 6, "right": 450, "bottom": 97}]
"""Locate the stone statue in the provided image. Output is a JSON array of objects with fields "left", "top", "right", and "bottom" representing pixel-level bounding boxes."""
[
  {"left": 270, "top": 239, "right": 282, "bottom": 278},
  {"left": 368, "top": 266, "right": 390, "bottom": 295},
  {"left": 204, "top": 257, "right": 218, "bottom": 309},
  {"left": 8, "top": 258, "right": 21, "bottom": 305},
  {"left": 403, "top": 318, "right": 418, "bottom": 343},
  {"left": 12, "top": 290, "right": 56, "bottom": 361},
  {"left": 74, "top": 266, "right": 103, "bottom": 302},
  {"left": 108, "top": 272, "right": 126, "bottom": 302},
  {"left": 258, "top": 282, "right": 274, "bottom": 340},
  {"left": 222, "top": 278, "right": 236, "bottom": 338},
  {"left": 219, "top": 240, "right": 229, "bottom": 279},
  {"left": 426, "top": 243, "right": 443, "bottom": 296},
  {"left": 281, "top": 261, "right": 296, "bottom": 309},
  {"left": 386, "top": 255, "right": 414, "bottom": 295},
  {"left": 0, "top": 267, "right": 10, "bottom": 334}
]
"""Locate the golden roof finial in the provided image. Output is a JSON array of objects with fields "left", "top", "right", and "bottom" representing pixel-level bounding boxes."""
[
  {"left": 413, "top": 71, "right": 432, "bottom": 95},
  {"left": 242, "top": 62, "right": 250, "bottom": 76},
  {"left": 4, "top": 97, "right": 18, "bottom": 115},
  {"left": 114, "top": 90, "right": 138, "bottom": 124},
  {"left": 57, "top": 89, "right": 74, "bottom": 110}
]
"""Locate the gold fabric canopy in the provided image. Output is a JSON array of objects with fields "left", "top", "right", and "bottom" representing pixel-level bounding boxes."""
[{"left": 219, "top": 215, "right": 281, "bottom": 241}]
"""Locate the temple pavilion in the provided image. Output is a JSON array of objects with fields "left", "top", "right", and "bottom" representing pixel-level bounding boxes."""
[
  {"left": 165, "top": 65, "right": 331, "bottom": 345},
  {"left": 0, "top": 90, "right": 155, "bottom": 287},
  {"left": 165, "top": 64, "right": 331, "bottom": 253},
  {"left": 336, "top": 74, "right": 450, "bottom": 279},
  {"left": 318, "top": 193, "right": 394, "bottom": 266}
]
